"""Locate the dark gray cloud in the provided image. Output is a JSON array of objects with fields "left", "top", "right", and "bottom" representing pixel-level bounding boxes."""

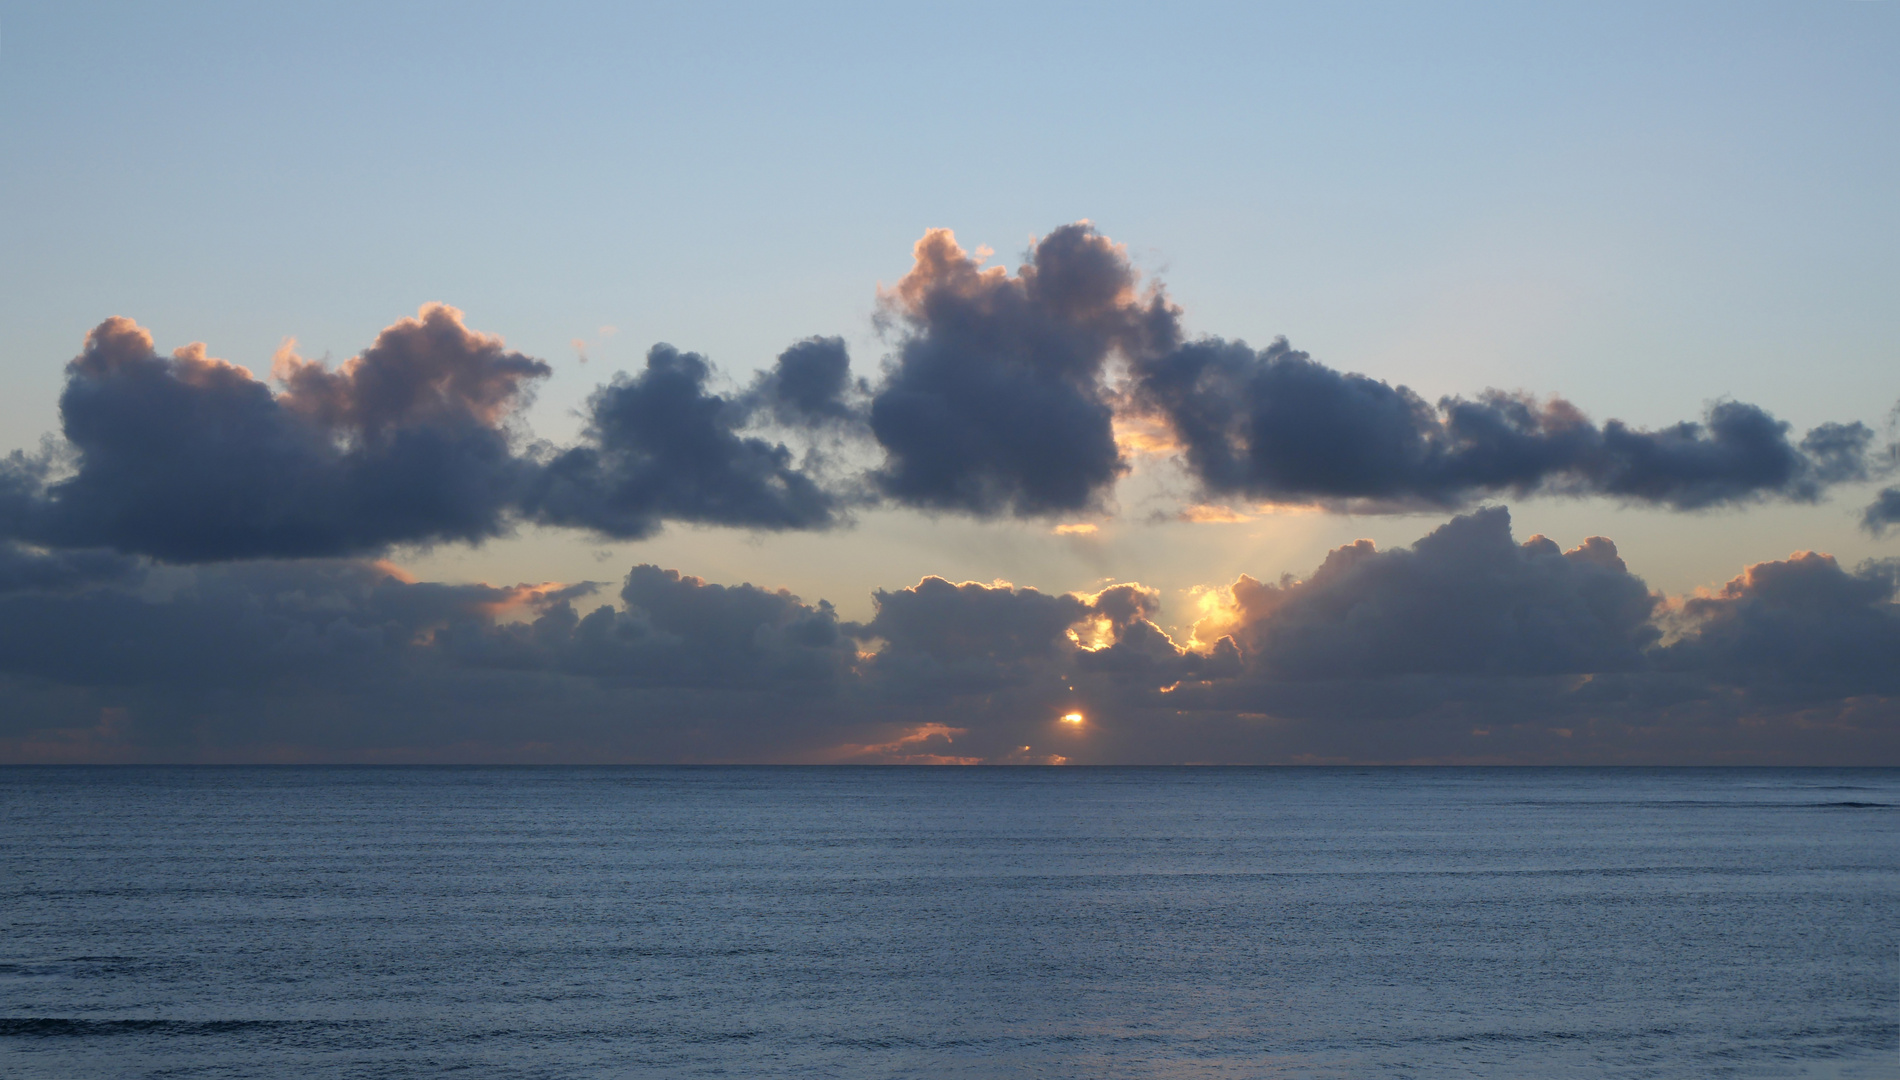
[
  {"left": 0, "top": 308, "right": 550, "bottom": 561},
  {"left": 1143, "top": 508, "right": 1897, "bottom": 764},
  {"left": 0, "top": 542, "right": 141, "bottom": 595},
  {"left": 0, "top": 558, "right": 858, "bottom": 760},
  {"left": 1865, "top": 488, "right": 1900, "bottom": 535},
  {"left": 1861, "top": 412, "right": 1900, "bottom": 535},
  {"left": 0, "top": 313, "right": 853, "bottom": 561},
  {"left": 458, "top": 564, "right": 857, "bottom": 690},
  {"left": 1659, "top": 550, "right": 1900, "bottom": 695},
  {"left": 1198, "top": 507, "right": 1660, "bottom": 679},
  {"left": 0, "top": 508, "right": 1892, "bottom": 764},
  {"left": 747, "top": 336, "right": 865, "bottom": 428},
  {"left": 867, "top": 224, "right": 1179, "bottom": 516},
  {"left": 522, "top": 344, "right": 841, "bottom": 539},
  {"left": 1130, "top": 336, "right": 1872, "bottom": 511},
  {"left": 854, "top": 576, "right": 1229, "bottom": 695},
  {"left": 857, "top": 576, "right": 1091, "bottom": 692}
]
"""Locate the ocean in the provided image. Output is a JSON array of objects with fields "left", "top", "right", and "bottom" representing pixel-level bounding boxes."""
[{"left": 2, "top": 766, "right": 1894, "bottom": 1078}]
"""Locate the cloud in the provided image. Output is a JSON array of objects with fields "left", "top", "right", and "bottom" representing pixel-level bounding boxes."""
[
  {"left": 0, "top": 557, "right": 860, "bottom": 761},
  {"left": 1865, "top": 488, "right": 1900, "bottom": 535},
  {"left": 866, "top": 223, "right": 1179, "bottom": 517},
  {"left": 856, "top": 576, "right": 1093, "bottom": 691},
  {"left": 1128, "top": 335, "right": 1873, "bottom": 511},
  {"left": 1861, "top": 410, "right": 1900, "bottom": 535},
  {"left": 522, "top": 344, "right": 841, "bottom": 539},
  {"left": 747, "top": 336, "right": 865, "bottom": 428},
  {"left": 1660, "top": 551, "right": 1900, "bottom": 695},
  {"left": 0, "top": 542, "right": 142, "bottom": 595},
  {"left": 0, "top": 513, "right": 1892, "bottom": 764},
  {"left": 0, "top": 307, "right": 550, "bottom": 561},
  {"left": 0, "top": 313, "right": 857, "bottom": 561},
  {"left": 1192, "top": 507, "right": 1659, "bottom": 679},
  {"left": 856, "top": 574, "right": 1229, "bottom": 695},
  {"left": 1145, "top": 510, "right": 1898, "bottom": 764},
  {"left": 512, "top": 564, "right": 859, "bottom": 689},
  {"left": 819, "top": 721, "right": 981, "bottom": 765}
]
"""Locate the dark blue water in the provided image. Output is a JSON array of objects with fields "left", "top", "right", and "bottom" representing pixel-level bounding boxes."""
[{"left": 1, "top": 767, "right": 1894, "bottom": 1079}]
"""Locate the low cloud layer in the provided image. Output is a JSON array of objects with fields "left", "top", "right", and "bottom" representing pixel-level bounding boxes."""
[{"left": 0, "top": 507, "right": 1891, "bottom": 764}]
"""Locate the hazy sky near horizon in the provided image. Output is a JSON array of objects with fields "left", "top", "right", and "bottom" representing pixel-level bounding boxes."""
[{"left": 0, "top": 2, "right": 1895, "bottom": 763}]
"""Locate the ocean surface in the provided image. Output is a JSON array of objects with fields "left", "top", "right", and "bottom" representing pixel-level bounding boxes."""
[{"left": 1, "top": 767, "right": 1894, "bottom": 1079}]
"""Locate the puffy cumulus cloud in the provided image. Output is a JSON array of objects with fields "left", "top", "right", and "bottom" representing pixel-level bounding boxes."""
[
  {"left": 522, "top": 344, "right": 841, "bottom": 539},
  {"left": 1866, "top": 488, "right": 1900, "bottom": 535},
  {"left": 867, "top": 223, "right": 1179, "bottom": 517},
  {"left": 1863, "top": 412, "right": 1900, "bottom": 535},
  {"left": 0, "top": 308, "right": 550, "bottom": 561},
  {"left": 746, "top": 336, "right": 866, "bottom": 428},
  {"left": 1660, "top": 551, "right": 1900, "bottom": 695},
  {"left": 0, "top": 313, "right": 861, "bottom": 562},
  {"left": 1192, "top": 507, "right": 1659, "bottom": 679},
  {"left": 1128, "top": 336, "right": 1874, "bottom": 512},
  {"left": 1146, "top": 510, "right": 1897, "bottom": 764}
]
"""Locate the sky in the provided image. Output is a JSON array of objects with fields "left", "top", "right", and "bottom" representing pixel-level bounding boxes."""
[{"left": 0, "top": 1, "right": 1895, "bottom": 764}]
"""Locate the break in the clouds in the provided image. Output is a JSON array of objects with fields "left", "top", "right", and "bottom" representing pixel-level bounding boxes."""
[
  {"left": 1128, "top": 336, "right": 1873, "bottom": 512},
  {"left": 0, "top": 506, "right": 1892, "bottom": 764}
]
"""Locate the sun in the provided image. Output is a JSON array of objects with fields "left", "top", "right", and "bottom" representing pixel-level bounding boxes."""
[{"left": 1060, "top": 712, "right": 1085, "bottom": 725}]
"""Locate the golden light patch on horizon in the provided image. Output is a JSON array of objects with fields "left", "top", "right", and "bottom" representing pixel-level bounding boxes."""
[
  {"left": 821, "top": 721, "right": 977, "bottom": 764},
  {"left": 1053, "top": 522, "right": 1099, "bottom": 536}
]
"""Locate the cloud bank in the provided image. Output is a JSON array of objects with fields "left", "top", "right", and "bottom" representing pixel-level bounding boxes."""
[{"left": 0, "top": 508, "right": 1891, "bottom": 765}]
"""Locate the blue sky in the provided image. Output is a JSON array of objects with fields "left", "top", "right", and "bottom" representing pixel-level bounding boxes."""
[{"left": 0, "top": 3, "right": 1894, "bottom": 762}]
